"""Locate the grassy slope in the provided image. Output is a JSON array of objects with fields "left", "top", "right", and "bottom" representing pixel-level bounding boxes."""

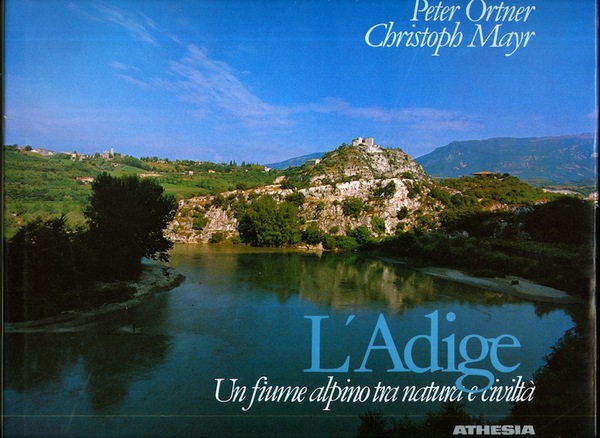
[{"left": 3, "top": 147, "right": 280, "bottom": 237}]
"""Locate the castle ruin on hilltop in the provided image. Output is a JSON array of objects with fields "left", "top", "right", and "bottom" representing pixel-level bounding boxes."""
[
  {"left": 351, "top": 137, "right": 374, "bottom": 147},
  {"left": 352, "top": 137, "right": 382, "bottom": 154}
]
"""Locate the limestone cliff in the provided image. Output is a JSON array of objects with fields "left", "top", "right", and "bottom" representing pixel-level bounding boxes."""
[{"left": 167, "top": 139, "right": 443, "bottom": 243}]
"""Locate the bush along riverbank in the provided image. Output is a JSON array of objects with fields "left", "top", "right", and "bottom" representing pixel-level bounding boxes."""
[
  {"left": 370, "top": 230, "right": 593, "bottom": 304},
  {"left": 3, "top": 173, "right": 179, "bottom": 323},
  {"left": 368, "top": 195, "right": 595, "bottom": 303},
  {"left": 4, "top": 264, "right": 185, "bottom": 332}
]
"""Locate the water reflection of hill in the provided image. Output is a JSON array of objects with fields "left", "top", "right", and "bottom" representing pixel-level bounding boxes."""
[
  {"left": 4, "top": 245, "right": 577, "bottom": 438},
  {"left": 197, "top": 248, "right": 525, "bottom": 312}
]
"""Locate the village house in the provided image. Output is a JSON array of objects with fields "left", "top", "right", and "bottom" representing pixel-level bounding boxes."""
[
  {"left": 31, "top": 148, "right": 55, "bottom": 156},
  {"left": 101, "top": 147, "right": 115, "bottom": 160},
  {"left": 76, "top": 176, "right": 94, "bottom": 184},
  {"left": 70, "top": 152, "right": 87, "bottom": 161},
  {"left": 472, "top": 171, "right": 499, "bottom": 177}
]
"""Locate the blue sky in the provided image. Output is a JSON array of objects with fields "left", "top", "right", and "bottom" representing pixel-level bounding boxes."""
[{"left": 4, "top": 0, "right": 598, "bottom": 163}]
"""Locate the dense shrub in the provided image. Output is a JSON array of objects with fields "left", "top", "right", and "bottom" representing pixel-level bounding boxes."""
[
  {"left": 192, "top": 212, "right": 208, "bottom": 231},
  {"left": 372, "top": 181, "right": 396, "bottom": 199},
  {"left": 522, "top": 196, "right": 594, "bottom": 245},
  {"left": 428, "top": 186, "right": 452, "bottom": 206},
  {"left": 333, "top": 235, "right": 359, "bottom": 251},
  {"left": 441, "top": 175, "right": 551, "bottom": 206},
  {"left": 406, "top": 182, "right": 422, "bottom": 199},
  {"left": 348, "top": 225, "right": 372, "bottom": 245},
  {"left": 285, "top": 190, "right": 306, "bottom": 207},
  {"left": 371, "top": 216, "right": 386, "bottom": 235},
  {"left": 4, "top": 217, "right": 89, "bottom": 321},
  {"left": 302, "top": 224, "right": 324, "bottom": 245},
  {"left": 342, "top": 197, "right": 364, "bottom": 218},
  {"left": 209, "top": 232, "right": 225, "bottom": 243},
  {"left": 237, "top": 195, "right": 301, "bottom": 247}
]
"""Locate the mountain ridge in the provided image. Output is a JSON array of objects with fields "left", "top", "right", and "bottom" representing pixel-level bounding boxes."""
[
  {"left": 415, "top": 133, "right": 596, "bottom": 183},
  {"left": 266, "top": 152, "right": 325, "bottom": 170}
]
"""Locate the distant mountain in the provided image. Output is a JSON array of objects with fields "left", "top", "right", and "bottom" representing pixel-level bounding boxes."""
[
  {"left": 265, "top": 152, "right": 325, "bottom": 170},
  {"left": 415, "top": 134, "right": 597, "bottom": 183}
]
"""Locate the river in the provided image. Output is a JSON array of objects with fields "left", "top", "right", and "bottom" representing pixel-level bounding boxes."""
[{"left": 3, "top": 244, "right": 574, "bottom": 437}]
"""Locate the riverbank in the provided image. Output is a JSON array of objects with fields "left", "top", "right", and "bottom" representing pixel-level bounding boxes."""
[
  {"left": 4, "top": 263, "right": 185, "bottom": 333},
  {"left": 415, "top": 266, "right": 583, "bottom": 304}
]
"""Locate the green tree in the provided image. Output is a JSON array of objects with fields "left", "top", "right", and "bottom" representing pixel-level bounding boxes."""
[
  {"left": 192, "top": 212, "right": 209, "bottom": 231},
  {"left": 396, "top": 207, "right": 409, "bottom": 220},
  {"left": 371, "top": 216, "right": 386, "bottom": 236},
  {"left": 349, "top": 225, "right": 372, "bottom": 245},
  {"left": 372, "top": 181, "right": 396, "bottom": 199},
  {"left": 237, "top": 195, "right": 301, "bottom": 247},
  {"left": 507, "top": 326, "right": 595, "bottom": 437},
  {"left": 285, "top": 190, "right": 306, "bottom": 207},
  {"left": 209, "top": 231, "right": 225, "bottom": 243},
  {"left": 342, "top": 197, "right": 364, "bottom": 218},
  {"left": 4, "top": 216, "right": 89, "bottom": 321},
  {"left": 119, "top": 155, "right": 151, "bottom": 170},
  {"left": 523, "top": 196, "right": 594, "bottom": 245},
  {"left": 428, "top": 186, "right": 452, "bottom": 206},
  {"left": 85, "top": 173, "right": 177, "bottom": 279},
  {"left": 302, "top": 223, "right": 324, "bottom": 245}
]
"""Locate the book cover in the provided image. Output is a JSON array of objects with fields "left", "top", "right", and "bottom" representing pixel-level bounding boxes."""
[{"left": 3, "top": 1, "right": 597, "bottom": 437}]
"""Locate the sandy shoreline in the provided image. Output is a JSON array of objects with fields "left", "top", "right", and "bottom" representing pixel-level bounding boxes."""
[
  {"left": 4, "top": 263, "right": 185, "bottom": 333},
  {"left": 415, "top": 266, "right": 583, "bottom": 304}
]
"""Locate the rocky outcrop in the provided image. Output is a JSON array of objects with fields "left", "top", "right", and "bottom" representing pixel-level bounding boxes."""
[
  {"left": 308, "top": 141, "right": 429, "bottom": 184},
  {"left": 167, "top": 140, "right": 443, "bottom": 243}
]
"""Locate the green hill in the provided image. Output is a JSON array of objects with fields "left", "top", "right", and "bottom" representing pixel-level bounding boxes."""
[{"left": 2, "top": 146, "right": 279, "bottom": 237}]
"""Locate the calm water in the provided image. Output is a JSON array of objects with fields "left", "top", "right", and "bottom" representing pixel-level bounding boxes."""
[{"left": 4, "top": 244, "right": 574, "bottom": 437}]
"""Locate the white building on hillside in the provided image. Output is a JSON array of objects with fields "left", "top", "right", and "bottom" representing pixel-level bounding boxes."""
[{"left": 352, "top": 137, "right": 374, "bottom": 147}]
